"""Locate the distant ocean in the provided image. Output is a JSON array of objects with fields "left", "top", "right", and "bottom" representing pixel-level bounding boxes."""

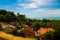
[{"left": 29, "top": 17, "right": 60, "bottom": 20}]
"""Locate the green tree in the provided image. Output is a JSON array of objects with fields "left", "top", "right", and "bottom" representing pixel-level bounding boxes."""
[
  {"left": 17, "top": 13, "right": 25, "bottom": 22},
  {"left": 0, "top": 10, "right": 7, "bottom": 15},
  {"left": 4, "top": 12, "right": 11, "bottom": 22},
  {"left": 53, "top": 29, "right": 60, "bottom": 40}
]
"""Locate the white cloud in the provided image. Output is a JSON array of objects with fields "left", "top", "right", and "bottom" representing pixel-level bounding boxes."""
[
  {"left": 32, "top": 9, "right": 60, "bottom": 17},
  {"left": 18, "top": 0, "right": 52, "bottom": 8},
  {"left": 19, "top": 3, "right": 38, "bottom": 8},
  {"left": 17, "top": 0, "right": 60, "bottom": 17},
  {"left": 17, "top": 6, "right": 60, "bottom": 17}
]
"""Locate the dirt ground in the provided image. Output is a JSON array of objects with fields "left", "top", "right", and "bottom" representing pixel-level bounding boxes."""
[{"left": 0, "top": 37, "right": 8, "bottom": 40}]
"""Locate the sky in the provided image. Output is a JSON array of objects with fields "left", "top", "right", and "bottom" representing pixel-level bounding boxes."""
[{"left": 0, "top": 0, "right": 60, "bottom": 18}]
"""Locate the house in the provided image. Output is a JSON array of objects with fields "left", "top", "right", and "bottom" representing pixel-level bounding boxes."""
[
  {"left": 6, "top": 24, "right": 15, "bottom": 29},
  {"left": 0, "top": 22, "right": 15, "bottom": 29}
]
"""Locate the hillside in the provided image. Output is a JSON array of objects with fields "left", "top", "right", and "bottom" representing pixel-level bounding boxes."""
[{"left": 0, "top": 31, "right": 36, "bottom": 40}]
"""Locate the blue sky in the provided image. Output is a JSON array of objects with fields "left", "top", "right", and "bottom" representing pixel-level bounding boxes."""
[{"left": 0, "top": 0, "right": 60, "bottom": 18}]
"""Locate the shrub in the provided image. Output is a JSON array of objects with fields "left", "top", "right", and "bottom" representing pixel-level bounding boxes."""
[{"left": 17, "top": 30, "right": 24, "bottom": 37}]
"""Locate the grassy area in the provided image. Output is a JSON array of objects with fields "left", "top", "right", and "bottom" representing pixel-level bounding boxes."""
[{"left": 0, "top": 31, "right": 37, "bottom": 40}]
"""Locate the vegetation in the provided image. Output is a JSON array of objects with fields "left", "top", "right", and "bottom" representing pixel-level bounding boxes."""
[
  {"left": 0, "top": 24, "right": 2, "bottom": 31},
  {"left": 0, "top": 9, "right": 60, "bottom": 40}
]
